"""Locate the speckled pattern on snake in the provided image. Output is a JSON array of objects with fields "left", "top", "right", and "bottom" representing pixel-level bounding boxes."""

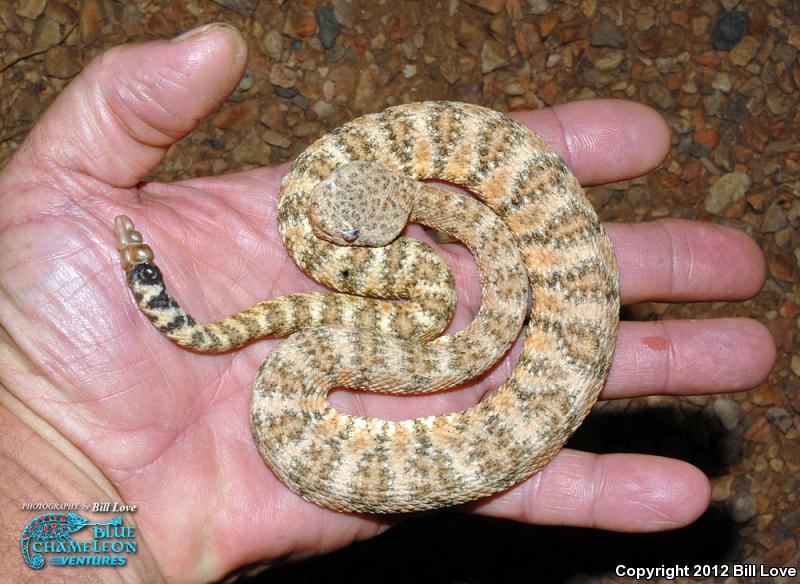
[{"left": 114, "top": 101, "right": 620, "bottom": 513}]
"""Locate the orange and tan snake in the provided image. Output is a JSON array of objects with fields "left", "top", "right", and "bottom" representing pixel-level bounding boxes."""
[{"left": 114, "top": 101, "right": 619, "bottom": 513}]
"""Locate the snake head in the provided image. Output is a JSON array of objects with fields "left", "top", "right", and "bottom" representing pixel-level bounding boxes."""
[{"left": 309, "top": 161, "right": 413, "bottom": 247}]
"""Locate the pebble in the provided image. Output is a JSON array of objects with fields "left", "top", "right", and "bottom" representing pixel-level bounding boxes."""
[
  {"left": 288, "top": 11, "right": 317, "bottom": 38},
  {"left": 438, "top": 54, "right": 461, "bottom": 85},
  {"left": 537, "top": 80, "right": 559, "bottom": 104},
  {"left": 370, "top": 33, "right": 386, "bottom": 50},
  {"left": 729, "top": 494, "right": 758, "bottom": 523},
  {"left": 712, "top": 72, "right": 733, "bottom": 93},
  {"left": 729, "top": 35, "right": 759, "bottom": 66},
  {"left": 757, "top": 513, "right": 775, "bottom": 531},
  {"left": 236, "top": 70, "right": 254, "bottom": 93},
  {"left": 353, "top": 66, "right": 381, "bottom": 111},
  {"left": 79, "top": 0, "right": 103, "bottom": 43},
  {"left": 744, "top": 417, "right": 772, "bottom": 443},
  {"left": 789, "top": 26, "right": 800, "bottom": 49},
  {"left": 211, "top": 100, "right": 259, "bottom": 133},
  {"left": 481, "top": 39, "right": 508, "bottom": 73},
  {"left": 764, "top": 141, "right": 797, "bottom": 156},
  {"left": 687, "top": 141, "right": 710, "bottom": 159},
  {"left": 763, "top": 539, "right": 797, "bottom": 566},
  {"left": 514, "top": 22, "right": 540, "bottom": 58},
  {"left": 791, "top": 355, "right": 800, "bottom": 377},
  {"left": 261, "top": 129, "right": 291, "bottom": 149},
  {"left": 783, "top": 439, "right": 800, "bottom": 474},
  {"left": 503, "top": 79, "right": 524, "bottom": 96},
  {"left": 714, "top": 398, "right": 741, "bottom": 431},
  {"left": 592, "top": 50, "right": 623, "bottom": 71},
  {"left": 43, "top": 3, "right": 76, "bottom": 26},
  {"left": 291, "top": 121, "right": 322, "bottom": 138},
  {"left": 260, "top": 102, "right": 286, "bottom": 132},
  {"left": 670, "top": 9, "right": 691, "bottom": 31},
  {"left": 694, "top": 128, "right": 720, "bottom": 149},
  {"left": 720, "top": 94, "right": 748, "bottom": 121},
  {"left": 315, "top": 6, "right": 341, "bottom": 49},
  {"left": 327, "top": 64, "right": 356, "bottom": 96},
  {"left": 646, "top": 83, "right": 674, "bottom": 109},
  {"left": 703, "top": 92, "right": 722, "bottom": 116},
  {"left": 746, "top": 189, "right": 771, "bottom": 212},
  {"left": 263, "top": 30, "right": 283, "bottom": 61},
  {"left": 693, "top": 51, "right": 720, "bottom": 68},
  {"left": 761, "top": 203, "right": 788, "bottom": 233},
  {"left": 538, "top": 13, "right": 560, "bottom": 38},
  {"left": 35, "top": 18, "right": 62, "bottom": 50},
  {"left": 766, "top": 92, "right": 793, "bottom": 117},
  {"left": 273, "top": 86, "right": 299, "bottom": 99},
  {"left": 230, "top": 129, "right": 266, "bottom": 165},
  {"left": 705, "top": 171, "right": 751, "bottom": 214},
  {"left": 712, "top": 475, "right": 734, "bottom": 501},
  {"left": 15, "top": 0, "right": 48, "bottom": 20},
  {"left": 10, "top": 87, "right": 45, "bottom": 123},
  {"left": 526, "top": 0, "right": 552, "bottom": 14},
  {"left": 186, "top": 2, "right": 203, "bottom": 17},
  {"left": 312, "top": 100, "right": 334, "bottom": 118},
  {"left": 43, "top": 46, "right": 82, "bottom": 79},
  {"left": 590, "top": 17, "right": 627, "bottom": 49},
  {"left": 766, "top": 406, "right": 793, "bottom": 434},
  {"left": 322, "top": 79, "right": 335, "bottom": 101},
  {"left": 692, "top": 15, "right": 709, "bottom": 36},
  {"left": 635, "top": 6, "right": 656, "bottom": 31},
  {"left": 712, "top": 11, "right": 748, "bottom": 51},
  {"left": 269, "top": 64, "right": 298, "bottom": 88},
  {"left": 679, "top": 159, "right": 703, "bottom": 182},
  {"left": 546, "top": 54, "right": 561, "bottom": 68},
  {"left": 774, "top": 226, "right": 791, "bottom": 248},
  {"left": 401, "top": 39, "right": 418, "bottom": 61},
  {"left": 332, "top": 0, "right": 354, "bottom": 29}
]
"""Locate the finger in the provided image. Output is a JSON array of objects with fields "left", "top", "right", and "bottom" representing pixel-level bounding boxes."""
[
  {"left": 607, "top": 219, "right": 767, "bottom": 303},
  {"left": 603, "top": 317, "right": 776, "bottom": 399},
  {"left": 469, "top": 450, "right": 710, "bottom": 532},
  {"left": 2, "top": 24, "right": 246, "bottom": 194},
  {"left": 510, "top": 99, "right": 671, "bottom": 186}
]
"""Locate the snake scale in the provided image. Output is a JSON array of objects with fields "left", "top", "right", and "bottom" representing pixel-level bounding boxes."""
[{"left": 114, "top": 101, "right": 619, "bottom": 513}]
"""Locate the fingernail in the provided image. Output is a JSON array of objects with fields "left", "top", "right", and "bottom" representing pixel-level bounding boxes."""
[{"left": 171, "top": 22, "right": 242, "bottom": 43}]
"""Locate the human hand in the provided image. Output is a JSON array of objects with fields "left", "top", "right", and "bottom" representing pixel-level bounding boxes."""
[{"left": 0, "top": 25, "right": 775, "bottom": 582}]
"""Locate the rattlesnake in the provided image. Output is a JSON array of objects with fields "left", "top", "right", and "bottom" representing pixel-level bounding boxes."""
[{"left": 114, "top": 101, "right": 619, "bottom": 513}]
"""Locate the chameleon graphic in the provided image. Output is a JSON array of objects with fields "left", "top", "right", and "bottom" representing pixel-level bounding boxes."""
[{"left": 20, "top": 513, "right": 122, "bottom": 569}]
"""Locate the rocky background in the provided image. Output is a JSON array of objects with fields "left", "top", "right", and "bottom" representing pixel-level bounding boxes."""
[{"left": 1, "top": 0, "right": 798, "bottom": 582}]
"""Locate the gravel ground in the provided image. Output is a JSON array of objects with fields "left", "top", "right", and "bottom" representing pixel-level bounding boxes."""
[{"left": 1, "top": 1, "right": 798, "bottom": 582}]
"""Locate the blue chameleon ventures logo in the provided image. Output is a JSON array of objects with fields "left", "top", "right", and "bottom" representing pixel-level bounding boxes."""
[{"left": 20, "top": 513, "right": 137, "bottom": 569}]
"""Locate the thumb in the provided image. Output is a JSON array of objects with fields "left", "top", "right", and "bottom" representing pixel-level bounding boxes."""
[{"left": 4, "top": 23, "right": 246, "bottom": 191}]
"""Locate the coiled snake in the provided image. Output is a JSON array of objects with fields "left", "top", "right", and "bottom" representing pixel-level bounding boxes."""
[{"left": 114, "top": 101, "right": 619, "bottom": 513}]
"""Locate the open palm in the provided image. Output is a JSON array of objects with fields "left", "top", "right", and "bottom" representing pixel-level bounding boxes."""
[{"left": 0, "top": 27, "right": 775, "bottom": 582}]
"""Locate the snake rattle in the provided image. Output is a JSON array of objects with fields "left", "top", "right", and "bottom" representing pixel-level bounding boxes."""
[{"left": 114, "top": 101, "right": 619, "bottom": 513}]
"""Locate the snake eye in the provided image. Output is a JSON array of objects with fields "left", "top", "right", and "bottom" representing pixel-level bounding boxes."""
[{"left": 342, "top": 228, "right": 359, "bottom": 243}]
